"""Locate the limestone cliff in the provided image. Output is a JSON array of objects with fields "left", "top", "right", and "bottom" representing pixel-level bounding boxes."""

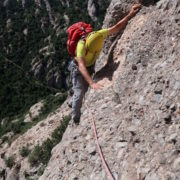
[
  {"left": 0, "top": 98, "right": 71, "bottom": 180},
  {"left": 40, "top": 0, "right": 180, "bottom": 179},
  {"left": 0, "top": 0, "right": 179, "bottom": 179}
]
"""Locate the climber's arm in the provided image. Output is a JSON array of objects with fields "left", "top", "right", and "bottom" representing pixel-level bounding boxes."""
[
  {"left": 108, "top": 3, "right": 141, "bottom": 35},
  {"left": 77, "top": 57, "right": 103, "bottom": 90}
]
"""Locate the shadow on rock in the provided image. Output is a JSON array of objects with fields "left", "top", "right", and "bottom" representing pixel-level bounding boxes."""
[
  {"left": 138, "top": 0, "right": 159, "bottom": 6},
  {"left": 94, "top": 59, "right": 120, "bottom": 81}
]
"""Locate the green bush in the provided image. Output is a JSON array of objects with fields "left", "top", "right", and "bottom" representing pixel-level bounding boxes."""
[
  {"left": 37, "top": 165, "right": 45, "bottom": 176},
  {"left": 0, "top": 93, "right": 67, "bottom": 138},
  {"left": 5, "top": 156, "right": 15, "bottom": 168},
  {"left": 1, "top": 135, "right": 8, "bottom": 143},
  {"left": 12, "top": 121, "right": 24, "bottom": 134},
  {"left": 20, "top": 146, "right": 31, "bottom": 157},
  {"left": 7, "top": 138, "right": 12, "bottom": 146},
  {"left": 40, "top": 93, "right": 67, "bottom": 117},
  {"left": 28, "top": 115, "right": 71, "bottom": 168},
  {"left": 28, "top": 144, "right": 41, "bottom": 166},
  {"left": 40, "top": 138, "right": 54, "bottom": 165},
  {"left": 51, "top": 115, "right": 71, "bottom": 144}
]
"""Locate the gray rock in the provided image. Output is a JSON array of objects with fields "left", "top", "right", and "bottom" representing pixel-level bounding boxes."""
[
  {"left": 173, "top": 157, "right": 180, "bottom": 171},
  {"left": 86, "top": 145, "right": 96, "bottom": 155},
  {"left": 3, "top": 0, "right": 9, "bottom": 7},
  {"left": 174, "top": 81, "right": 180, "bottom": 90},
  {"left": 157, "top": 0, "right": 180, "bottom": 13},
  {"left": 46, "top": 69, "right": 63, "bottom": 89},
  {"left": 88, "top": 0, "right": 97, "bottom": 21},
  {"left": 31, "top": 61, "right": 44, "bottom": 79},
  {"left": 175, "top": 173, "right": 180, "bottom": 180},
  {"left": 166, "top": 133, "right": 177, "bottom": 143},
  {"left": 158, "top": 134, "right": 165, "bottom": 145},
  {"left": 128, "top": 126, "right": 137, "bottom": 136},
  {"left": 159, "top": 155, "right": 166, "bottom": 165},
  {"left": 153, "top": 94, "right": 163, "bottom": 103},
  {"left": 145, "top": 172, "right": 158, "bottom": 180},
  {"left": 154, "top": 83, "right": 163, "bottom": 94},
  {"left": 0, "top": 167, "right": 5, "bottom": 180},
  {"left": 115, "top": 141, "right": 128, "bottom": 149},
  {"left": 6, "top": 163, "right": 21, "bottom": 180}
]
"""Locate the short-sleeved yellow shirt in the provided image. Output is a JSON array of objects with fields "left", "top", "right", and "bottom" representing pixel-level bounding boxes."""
[{"left": 76, "top": 29, "right": 109, "bottom": 67}]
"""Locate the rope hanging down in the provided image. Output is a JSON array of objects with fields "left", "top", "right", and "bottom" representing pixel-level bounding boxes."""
[{"left": 85, "top": 101, "right": 114, "bottom": 180}]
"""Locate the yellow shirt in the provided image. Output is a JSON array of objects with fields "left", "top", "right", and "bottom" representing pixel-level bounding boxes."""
[{"left": 76, "top": 29, "right": 109, "bottom": 67}]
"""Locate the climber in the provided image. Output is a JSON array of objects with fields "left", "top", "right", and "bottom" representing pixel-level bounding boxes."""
[{"left": 69, "top": 3, "right": 142, "bottom": 124}]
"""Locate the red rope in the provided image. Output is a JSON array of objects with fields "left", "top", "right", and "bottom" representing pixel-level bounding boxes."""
[{"left": 85, "top": 101, "right": 114, "bottom": 180}]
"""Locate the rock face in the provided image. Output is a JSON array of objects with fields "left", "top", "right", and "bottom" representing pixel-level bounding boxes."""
[
  {"left": 0, "top": 98, "right": 71, "bottom": 180},
  {"left": 40, "top": 0, "right": 180, "bottom": 179},
  {"left": 88, "top": 0, "right": 97, "bottom": 21},
  {"left": 24, "top": 101, "right": 44, "bottom": 123},
  {"left": 95, "top": 0, "right": 155, "bottom": 72},
  {"left": 43, "top": 0, "right": 56, "bottom": 26}
]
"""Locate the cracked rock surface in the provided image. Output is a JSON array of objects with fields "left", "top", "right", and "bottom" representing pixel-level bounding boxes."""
[{"left": 41, "top": 0, "right": 180, "bottom": 179}]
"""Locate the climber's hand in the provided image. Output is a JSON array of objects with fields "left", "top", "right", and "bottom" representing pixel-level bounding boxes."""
[
  {"left": 90, "top": 82, "right": 104, "bottom": 90},
  {"left": 129, "top": 3, "right": 142, "bottom": 17}
]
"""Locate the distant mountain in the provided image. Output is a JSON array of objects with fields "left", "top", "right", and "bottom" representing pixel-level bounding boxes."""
[{"left": 0, "top": 0, "right": 110, "bottom": 121}]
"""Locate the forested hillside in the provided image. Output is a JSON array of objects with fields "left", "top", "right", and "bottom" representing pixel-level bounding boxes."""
[{"left": 0, "top": 0, "right": 110, "bottom": 135}]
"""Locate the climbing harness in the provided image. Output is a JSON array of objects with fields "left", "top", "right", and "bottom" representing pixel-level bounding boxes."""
[{"left": 85, "top": 101, "right": 114, "bottom": 180}]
